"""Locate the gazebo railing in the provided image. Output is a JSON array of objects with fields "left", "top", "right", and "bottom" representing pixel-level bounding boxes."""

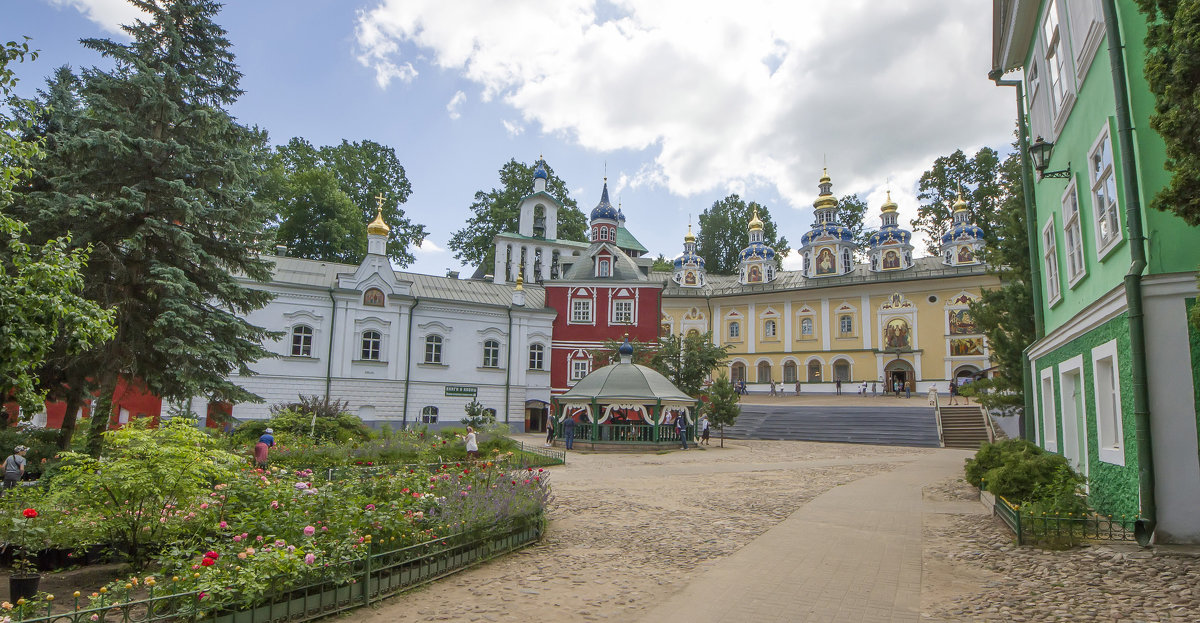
[{"left": 553, "top": 422, "right": 694, "bottom": 445}]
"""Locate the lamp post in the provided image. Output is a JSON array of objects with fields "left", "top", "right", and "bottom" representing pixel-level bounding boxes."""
[{"left": 1028, "top": 136, "right": 1072, "bottom": 179}]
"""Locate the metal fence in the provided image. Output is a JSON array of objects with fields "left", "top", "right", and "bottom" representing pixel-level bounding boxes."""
[
  {"left": 13, "top": 515, "right": 545, "bottom": 623},
  {"left": 552, "top": 422, "right": 694, "bottom": 446},
  {"left": 993, "top": 495, "right": 1137, "bottom": 546}
]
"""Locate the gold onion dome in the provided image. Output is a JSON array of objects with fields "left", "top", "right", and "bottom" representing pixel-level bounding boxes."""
[
  {"left": 367, "top": 208, "right": 391, "bottom": 236},
  {"left": 953, "top": 194, "right": 969, "bottom": 212},
  {"left": 819, "top": 167, "right": 831, "bottom": 184},
  {"left": 684, "top": 224, "right": 696, "bottom": 243},
  {"left": 881, "top": 191, "right": 899, "bottom": 212},
  {"left": 748, "top": 208, "right": 764, "bottom": 231},
  {"left": 813, "top": 168, "right": 838, "bottom": 209}
]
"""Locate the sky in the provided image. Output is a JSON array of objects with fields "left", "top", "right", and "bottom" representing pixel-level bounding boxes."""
[{"left": 5, "top": 0, "right": 1016, "bottom": 275}]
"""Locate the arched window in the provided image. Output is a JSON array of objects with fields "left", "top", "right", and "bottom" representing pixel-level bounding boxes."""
[
  {"left": 291, "top": 325, "right": 313, "bottom": 357},
  {"left": 598, "top": 259, "right": 610, "bottom": 277},
  {"left": 730, "top": 362, "right": 746, "bottom": 384},
  {"left": 421, "top": 406, "right": 438, "bottom": 423},
  {"left": 842, "top": 248, "right": 851, "bottom": 272},
  {"left": 729, "top": 321, "right": 740, "bottom": 338},
  {"left": 360, "top": 330, "right": 381, "bottom": 361},
  {"left": 764, "top": 319, "right": 777, "bottom": 337},
  {"left": 808, "top": 360, "right": 822, "bottom": 382},
  {"left": 757, "top": 361, "right": 772, "bottom": 384},
  {"left": 482, "top": 339, "right": 501, "bottom": 368},
  {"left": 528, "top": 343, "right": 544, "bottom": 370},
  {"left": 363, "top": 288, "right": 385, "bottom": 307},
  {"left": 834, "top": 360, "right": 851, "bottom": 382},
  {"left": 800, "top": 317, "right": 814, "bottom": 336},
  {"left": 783, "top": 361, "right": 798, "bottom": 383},
  {"left": 424, "top": 335, "right": 443, "bottom": 364},
  {"left": 839, "top": 314, "right": 854, "bottom": 336}
]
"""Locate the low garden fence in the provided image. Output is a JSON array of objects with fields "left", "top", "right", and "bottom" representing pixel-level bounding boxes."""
[
  {"left": 991, "top": 494, "right": 1137, "bottom": 546},
  {"left": 11, "top": 514, "right": 545, "bottom": 623}
]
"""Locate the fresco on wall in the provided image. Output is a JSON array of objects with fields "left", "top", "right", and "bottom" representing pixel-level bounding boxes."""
[
  {"left": 883, "top": 249, "right": 901, "bottom": 269},
  {"left": 816, "top": 248, "right": 836, "bottom": 275},
  {"left": 950, "top": 338, "right": 984, "bottom": 356},
  {"left": 948, "top": 309, "right": 977, "bottom": 335},
  {"left": 884, "top": 318, "right": 911, "bottom": 349},
  {"left": 748, "top": 265, "right": 762, "bottom": 282}
]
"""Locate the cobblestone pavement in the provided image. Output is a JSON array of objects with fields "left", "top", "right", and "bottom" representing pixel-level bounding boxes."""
[{"left": 922, "top": 478, "right": 1200, "bottom": 622}]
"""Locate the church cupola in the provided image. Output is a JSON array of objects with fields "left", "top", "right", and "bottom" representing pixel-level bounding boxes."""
[
  {"left": 532, "top": 157, "right": 548, "bottom": 193},
  {"left": 366, "top": 196, "right": 390, "bottom": 256},
  {"left": 737, "top": 207, "right": 777, "bottom": 285},
  {"left": 940, "top": 194, "right": 985, "bottom": 266},
  {"left": 672, "top": 224, "right": 707, "bottom": 288},
  {"left": 867, "top": 191, "right": 915, "bottom": 272},
  {"left": 590, "top": 178, "right": 619, "bottom": 243},
  {"left": 797, "top": 169, "right": 858, "bottom": 278}
]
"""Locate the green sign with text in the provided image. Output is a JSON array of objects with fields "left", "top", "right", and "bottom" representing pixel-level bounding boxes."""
[{"left": 444, "top": 385, "right": 478, "bottom": 397}]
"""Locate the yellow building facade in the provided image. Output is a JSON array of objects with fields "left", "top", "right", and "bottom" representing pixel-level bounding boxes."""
[{"left": 661, "top": 173, "right": 999, "bottom": 392}]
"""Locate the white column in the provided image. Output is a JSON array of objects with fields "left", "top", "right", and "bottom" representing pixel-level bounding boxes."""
[
  {"left": 524, "top": 249, "right": 535, "bottom": 284},
  {"left": 821, "top": 298, "right": 831, "bottom": 351},
  {"left": 540, "top": 246, "right": 551, "bottom": 282},
  {"left": 747, "top": 303, "right": 756, "bottom": 355},
  {"left": 713, "top": 304, "right": 722, "bottom": 347},
  {"left": 861, "top": 293, "right": 872, "bottom": 350},
  {"left": 914, "top": 353, "right": 923, "bottom": 380},
  {"left": 508, "top": 247, "right": 518, "bottom": 283},
  {"left": 783, "top": 300, "right": 793, "bottom": 345},
  {"left": 494, "top": 242, "right": 506, "bottom": 284}
]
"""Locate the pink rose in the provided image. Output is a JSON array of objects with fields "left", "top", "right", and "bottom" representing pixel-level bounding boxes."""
[
  {"left": 303, "top": 526, "right": 315, "bottom": 536},
  {"left": 304, "top": 553, "right": 315, "bottom": 565}
]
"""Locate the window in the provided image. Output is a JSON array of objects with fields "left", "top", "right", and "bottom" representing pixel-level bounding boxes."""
[
  {"left": 730, "top": 362, "right": 746, "bottom": 384},
  {"left": 800, "top": 317, "right": 814, "bottom": 337},
  {"left": 1042, "top": 220, "right": 1061, "bottom": 305},
  {"left": 598, "top": 259, "right": 610, "bottom": 277},
  {"left": 833, "top": 360, "right": 850, "bottom": 382},
  {"left": 1062, "top": 183, "right": 1085, "bottom": 284},
  {"left": 1026, "top": 57, "right": 1041, "bottom": 99},
  {"left": 764, "top": 319, "right": 777, "bottom": 338},
  {"left": 291, "top": 325, "right": 313, "bottom": 357},
  {"left": 482, "top": 339, "right": 500, "bottom": 368},
  {"left": 1043, "top": 0, "right": 1066, "bottom": 113},
  {"left": 729, "top": 321, "right": 740, "bottom": 338},
  {"left": 756, "top": 361, "right": 771, "bottom": 384},
  {"left": 571, "top": 299, "right": 592, "bottom": 323},
  {"left": 1089, "top": 128, "right": 1121, "bottom": 255},
  {"left": 841, "top": 248, "right": 851, "bottom": 272},
  {"left": 1040, "top": 368, "right": 1058, "bottom": 451},
  {"left": 613, "top": 300, "right": 633, "bottom": 324},
  {"left": 571, "top": 359, "right": 590, "bottom": 381},
  {"left": 783, "top": 361, "right": 797, "bottom": 383},
  {"left": 839, "top": 314, "right": 853, "bottom": 336},
  {"left": 1092, "top": 341, "right": 1124, "bottom": 465},
  {"left": 424, "top": 335, "right": 443, "bottom": 364},
  {"left": 807, "top": 360, "right": 822, "bottom": 382},
  {"left": 360, "top": 330, "right": 381, "bottom": 361},
  {"left": 421, "top": 406, "right": 438, "bottom": 424},
  {"left": 528, "top": 344, "right": 544, "bottom": 370}
]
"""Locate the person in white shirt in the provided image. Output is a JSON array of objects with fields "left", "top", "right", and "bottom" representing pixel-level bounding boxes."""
[{"left": 465, "top": 426, "right": 479, "bottom": 459}]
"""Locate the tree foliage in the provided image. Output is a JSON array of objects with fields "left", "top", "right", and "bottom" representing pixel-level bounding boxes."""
[
  {"left": 703, "top": 373, "right": 740, "bottom": 447},
  {"left": 696, "top": 194, "right": 789, "bottom": 274},
  {"left": 832, "top": 193, "right": 876, "bottom": 259},
  {"left": 0, "top": 40, "right": 115, "bottom": 415},
  {"left": 448, "top": 158, "right": 586, "bottom": 271},
  {"left": 649, "top": 331, "right": 731, "bottom": 398},
  {"left": 912, "top": 147, "right": 1004, "bottom": 254},
  {"left": 651, "top": 254, "right": 673, "bottom": 272},
  {"left": 6, "top": 0, "right": 279, "bottom": 454},
  {"left": 264, "top": 137, "right": 425, "bottom": 266}
]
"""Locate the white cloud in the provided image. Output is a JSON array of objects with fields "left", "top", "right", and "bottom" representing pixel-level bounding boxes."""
[
  {"left": 355, "top": 0, "right": 1011, "bottom": 212},
  {"left": 46, "top": 0, "right": 147, "bottom": 35},
  {"left": 411, "top": 238, "right": 445, "bottom": 254},
  {"left": 502, "top": 119, "right": 524, "bottom": 136},
  {"left": 446, "top": 90, "right": 466, "bottom": 119}
]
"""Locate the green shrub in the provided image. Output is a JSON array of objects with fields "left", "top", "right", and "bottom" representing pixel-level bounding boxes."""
[
  {"left": 965, "top": 439, "right": 1087, "bottom": 512},
  {"left": 964, "top": 438, "right": 1043, "bottom": 487},
  {"left": 232, "top": 407, "right": 370, "bottom": 444}
]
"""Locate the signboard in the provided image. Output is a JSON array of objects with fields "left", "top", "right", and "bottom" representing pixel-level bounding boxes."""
[{"left": 445, "top": 385, "right": 478, "bottom": 397}]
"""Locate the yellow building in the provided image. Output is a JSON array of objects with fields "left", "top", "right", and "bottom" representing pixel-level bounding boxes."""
[{"left": 660, "top": 172, "right": 999, "bottom": 392}]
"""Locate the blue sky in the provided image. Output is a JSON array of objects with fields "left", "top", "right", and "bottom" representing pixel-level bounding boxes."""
[{"left": 5, "top": 0, "right": 1016, "bottom": 276}]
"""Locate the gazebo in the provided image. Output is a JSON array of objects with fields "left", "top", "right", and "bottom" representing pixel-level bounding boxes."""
[{"left": 552, "top": 339, "right": 701, "bottom": 450}]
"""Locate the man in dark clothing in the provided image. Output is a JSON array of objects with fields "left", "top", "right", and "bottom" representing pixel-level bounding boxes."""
[
  {"left": 564, "top": 416, "right": 576, "bottom": 450},
  {"left": 676, "top": 415, "right": 688, "bottom": 450}
]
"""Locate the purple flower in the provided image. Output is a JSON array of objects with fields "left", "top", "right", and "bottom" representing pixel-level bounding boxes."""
[{"left": 304, "top": 553, "right": 315, "bottom": 565}]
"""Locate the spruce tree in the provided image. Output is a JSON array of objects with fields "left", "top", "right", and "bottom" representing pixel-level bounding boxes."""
[{"left": 10, "top": 0, "right": 277, "bottom": 454}]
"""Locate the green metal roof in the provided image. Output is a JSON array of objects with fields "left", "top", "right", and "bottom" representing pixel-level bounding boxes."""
[
  {"left": 615, "top": 226, "right": 648, "bottom": 254},
  {"left": 558, "top": 359, "right": 694, "bottom": 404}
]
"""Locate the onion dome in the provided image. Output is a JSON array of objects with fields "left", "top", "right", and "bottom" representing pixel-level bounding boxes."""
[
  {"left": 684, "top": 224, "right": 696, "bottom": 243},
  {"left": 748, "top": 207, "right": 764, "bottom": 231},
  {"left": 367, "top": 208, "right": 390, "bottom": 236},
  {"left": 813, "top": 168, "right": 838, "bottom": 211},
  {"left": 618, "top": 337, "right": 634, "bottom": 358},
  {"left": 590, "top": 178, "right": 619, "bottom": 222},
  {"left": 868, "top": 191, "right": 913, "bottom": 247},
  {"left": 881, "top": 191, "right": 898, "bottom": 213},
  {"left": 673, "top": 225, "right": 705, "bottom": 270},
  {"left": 739, "top": 241, "right": 777, "bottom": 262},
  {"left": 940, "top": 194, "right": 985, "bottom": 245},
  {"left": 533, "top": 158, "right": 548, "bottom": 180},
  {"left": 800, "top": 224, "right": 856, "bottom": 246}
]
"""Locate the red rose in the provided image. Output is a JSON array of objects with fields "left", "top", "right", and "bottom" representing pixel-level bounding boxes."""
[
  {"left": 22, "top": 508, "right": 37, "bottom": 518},
  {"left": 200, "top": 557, "right": 215, "bottom": 567},
  {"left": 204, "top": 551, "right": 219, "bottom": 560}
]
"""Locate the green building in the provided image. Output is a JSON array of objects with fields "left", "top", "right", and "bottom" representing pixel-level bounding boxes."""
[{"left": 992, "top": 0, "right": 1200, "bottom": 543}]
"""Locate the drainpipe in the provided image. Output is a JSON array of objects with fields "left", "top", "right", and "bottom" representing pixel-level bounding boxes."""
[
  {"left": 989, "top": 68, "right": 1044, "bottom": 442},
  {"left": 401, "top": 298, "right": 420, "bottom": 429},
  {"left": 1100, "top": 0, "right": 1155, "bottom": 544},
  {"left": 319, "top": 289, "right": 338, "bottom": 438},
  {"left": 504, "top": 307, "right": 513, "bottom": 430}
]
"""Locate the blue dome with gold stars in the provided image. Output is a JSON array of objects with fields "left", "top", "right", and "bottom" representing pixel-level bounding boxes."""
[
  {"left": 533, "top": 159, "right": 548, "bottom": 180},
  {"left": 801, "top": 224, "right": 856, "bottom": 246},
  {"left": 590, "top": 181, "right": 619, "bottom": 222},
  {"left": 739, "top": 241, "right": 776, "bottom": 261},
  {"left": 869, "top": 227, "right": 913, "bottom": 247},
  {"left": 941, "top": 224, "right": 985, "bottom": 245}
]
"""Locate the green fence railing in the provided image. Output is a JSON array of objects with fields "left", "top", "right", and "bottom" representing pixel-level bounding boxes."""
[
  {"left": 12, "top": 515, "right": 545, "bottom": 623},
  {"left": 993, "top": 495, "right": 1137, "bottom": 546},
  {"left": 552, "top": 422, "right": 694, "bottom": 446}
]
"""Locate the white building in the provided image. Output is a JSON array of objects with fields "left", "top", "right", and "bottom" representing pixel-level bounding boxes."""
[{"left": 199, "top": 208, "right": 556, "bottom": 431}]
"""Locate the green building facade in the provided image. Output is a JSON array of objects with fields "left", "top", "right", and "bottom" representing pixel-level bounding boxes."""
[{"left": 993, "top": 0, "right": 1200, "bottom": 542}]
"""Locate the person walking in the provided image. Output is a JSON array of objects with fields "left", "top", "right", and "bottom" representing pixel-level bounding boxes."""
[
  {"left": 795, "top": 380, "right": 801, "bottom": 396},
  {"left": 545, "top": 417, "right": 556, "bottom": 446},
  {"left": 769, "top": 380, "right": 777, "bottom": 397},
  {"left": 871, "top": 380, "right": 877, "bottom": 397},
  {"left": 254, "top": 428, "right": 275, "bottom": 469},
  {"left": 929, "top": 384, "right": 939, "bottom": 406},
  {"left": 699, "top": 414, "right": 711, "bottom": 446},
  {"left": 949, "top": 380, "right": 960, "bottom": 405},
  {"left": 835, "top": 379, "right": 842, "bottom": 395},
  {"left": 676, "top": 414, "right": 688, "bottom": 450},
  {"left": 564, "top": 416, "right": 577, "bottom": 450},
  {"left": 3, "top": 446, "right": 28, "bottom": 490},
  {"left": 904, "top": 380, "right": 912, "bottom": 399},
  {"left": 893, "top": 379, "right": 901, "bottom": 397},
  {"left": 464, "top": 426, "right": 479, "bottom": 460}
]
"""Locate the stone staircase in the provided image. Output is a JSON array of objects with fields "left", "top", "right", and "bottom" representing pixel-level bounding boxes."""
[
  {"left": 937, "top": 404, "right": 993, "bottom": 449},
  {"left": 720, "top": 404, "right": 941, "bottom": 447}
]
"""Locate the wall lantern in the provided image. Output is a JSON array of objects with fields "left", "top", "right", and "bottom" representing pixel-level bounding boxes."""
[{"left": 1028, "top": 136, "right": 1072, "bottom": 179}]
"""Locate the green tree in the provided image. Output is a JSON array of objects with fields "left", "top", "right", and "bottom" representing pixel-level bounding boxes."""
[
  {"left": 651, "top": 254, "right": 673, "bottom": 272},
  {"left": 448, "top": 158, "right": 586, "bottom": 270},
  {"left": 703, "top": 373, "right": 740, "bottom": 447},
  {"left": 8, "top": 1, "right": 279, "bottom": 455},
  {"left": 832, "top": 193, "right": 876, "bottom": 258},
  {"left": 696, "top": 194, "right": 789, "bottom": 274},
  {"left": 0, "top": 40, "right": 116, "bottom": 417},
  {"left": 650, "top": 331, "right": 731, "bottom": 397},
  {"left": 912, "top": 147, "right": 1004, "bottom": 254},
  {"left": 266, "top": 137, "right": 426, "bottom": 266}
]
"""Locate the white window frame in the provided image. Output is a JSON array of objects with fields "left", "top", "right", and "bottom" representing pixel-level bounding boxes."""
[
  {"left": 1042, "top": 218, "right": 1062, "bottom": 306},
  {"left": 1058, "top": 355, "right": 1089, "bottom": 478},
  {"left": 360, "top": 330, "right": 382, "bottom": 361},
  {"left": 570, "top": 359, "right": 590, "bottom": 381},
  {"left": 728, "top": 320, "right": 740, "bottom": 339},
  {"left": 1061, "top": 181, "right": 1086, "bottom": 286},
  {"left": 1040, "top": 366, "right": 1058, "bottom": 452},
  {"left": 528, "top": 343, "right": 544, "bottom": 370},
  {"left": 1043, "top": 0, "right": 1067, "bottom": 116},
  {"left": 612, "top": 299, "right": 634, "bottom": 325},
  {"left": 421, "top": 406, "right": 438, "bottom": 424},
  {"left": 290, "top": 325, "right": 313, "bottom": 357},
  {"left": 598, "top": 258, "right": 610, "bottom": 277},
  {"left": 800, "top": 317, "right": 814, "bottom": 337},
  {"left": 763, "top": 319, "right": 777, "bottom": 338},
  {"left": 1091, "top": 340, "right": 1125, "bottom": 465},
  {"left": 1088, "top": 125, "right": 1122, "bottom": 258},
  {"left": 570, "top": 298, "right": 593, "bottom": 324},
  {"left": 424, "top": 334, "right": 443, "bottom": 364},
  {"left": 482, "top": 339, "right": 501, "bottom": 368},
  {"left": 838, "top": 314, "right": 854, "bottom": 337}
]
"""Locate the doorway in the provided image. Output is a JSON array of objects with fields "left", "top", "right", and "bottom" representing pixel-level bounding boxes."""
[{"left": 884, "top": 359, "right": 915, "bottom": 393}]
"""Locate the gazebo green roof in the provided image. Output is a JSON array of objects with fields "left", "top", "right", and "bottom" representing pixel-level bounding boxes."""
[{"left": 558, "top": 359, "right": 694, "bottom": 404}]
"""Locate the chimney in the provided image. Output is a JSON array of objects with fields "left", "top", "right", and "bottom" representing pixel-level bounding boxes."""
[
  {"left": 275, "top": 244, "right": 288, "bottom": 257},
  {"left": 445, "top": 270, "right": 460, "bottom": 279}
]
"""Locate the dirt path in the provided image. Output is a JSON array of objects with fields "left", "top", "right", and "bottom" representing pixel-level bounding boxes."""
[{"left": 363, "top": 438, "right": 929, "bottom": 622}]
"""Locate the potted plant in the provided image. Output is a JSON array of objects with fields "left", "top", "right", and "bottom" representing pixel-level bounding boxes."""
[{"left": 8, "top": 507, "right": 44, "bottom": 601}]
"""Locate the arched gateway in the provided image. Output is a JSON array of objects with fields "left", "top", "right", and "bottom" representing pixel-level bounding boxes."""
[{"left": 552, "top": 339, "right": 700, "bottom": 450}]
